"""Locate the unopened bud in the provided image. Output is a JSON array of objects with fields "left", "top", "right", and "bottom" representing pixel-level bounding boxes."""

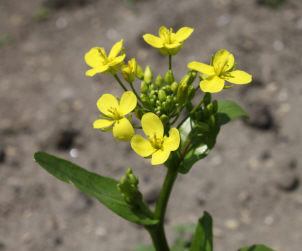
[
  {"left": 136, "top": 64, "right": 144, "bottom": 80},
  {"left": 187, "top": 86, "right": 195, "bottom": 100},
  {"left": 177, "top": 82, "right": 188, "bottom": 104},
  {"left": 163, "top": 85, "right": 172, "bottom": 95},
  {"left": 208, "top": 114, "right": 216, "bottom": 128},
  {"left": 196, "top": 122, "right": 210, "bottom": 132},
  {"left": 160, "top": 114, "right": 169, "bottom": 125},
  {"left": 171, "top": 81, "right": 179, "bottom": 94},
  {"left": 158, "top": 89, "right": 167, "bottom": 101},
  {"left": 203, "top": 92, "right": 211, "bottom": 105},
  {"left": 144, "top": 65, "right": 153, "bottom": 85},
  {"left": 212, "top": 100, "right": 218, "bottom": 114},
  {"left": 140, "top": 81, "right": 149, "bottom": 94},
  {"left": 165, "top": 70, "right": 174, "bottom": 85},
  {"left": 155, "top": 74, "right": 164, "bottom": 88}
]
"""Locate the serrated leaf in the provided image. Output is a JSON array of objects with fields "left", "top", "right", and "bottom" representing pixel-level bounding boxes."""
[
  {"left": 177, "top": 100, "right": 248, "bottom": 173},
  {"left": 238, "top": 244, "right": 275, "bottom": 251},
  {"left": 189, "top": 211, "right": 213, "bottom": 251},
  {"left": 216, "top": 100, "right": 248, "bottom": 126},
  {"left": 34, "top": 151, "right": 157, "bottom": 226}
]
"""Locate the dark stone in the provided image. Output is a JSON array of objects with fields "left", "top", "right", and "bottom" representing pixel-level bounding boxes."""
[
  {"left": 54, "top": 237, "right": 63, "bottom": 246},
  {"left": 44, "top": 0, "right": 90, "bottom": 9},
  {"left": 0, "top": 242, "right": 5, "bottom": 250},
  {"left": 260, "top": 150, "right": 271, "bottom": 161},
  {"left": 277, "top": 176, "right": 300, "bottom": 192},
  {"left": 0, "top": 149, "right": 5, "bottom": 164},
  {"left": 55, "top": 130, "right": 79, "bottom": 151}
]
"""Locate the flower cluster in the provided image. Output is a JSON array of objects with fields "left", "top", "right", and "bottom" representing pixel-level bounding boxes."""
[{"left": 84, "top": 26, "right": 252, "bottom": 165}]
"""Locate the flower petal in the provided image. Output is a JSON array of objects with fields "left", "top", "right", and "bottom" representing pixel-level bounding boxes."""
[
  {"left": 151, "top": 149, "right": 170, "bottom": 165},
  {"left": 224, "top": 70, "right": 252, "bottom": 85},
  {"left": 131, "top": 135, "right": 154, "bottom": 157},
  {"left": 85, "top": 65, "right": 109, "bottom": 76},
  {"left": 175, "top": 27, "right": 194, "bottom": 42},
  {"left": 108, "top": 54, "right": 126, "bottom": 66},
  {"left": 143, "top": 34, "right": 163, "bottom": 48},
  {"left": 187, "top": 61, "right": 215, "bottom": 75},
  {"left": 142, "top": 113, "right": 164, "bottom": 139},
  {"left": 163, "top": 128, "right": 180, "bottom": 151},
  {"left": 97, "top": 94, "right": 119, "bottom": 116},
  {"left": 85, "top": 47, "right": 104, "bottom": 68},
  {"left": 93, "top": 119, "right": 114, "bottom": 129},
  {"left": 108, "top": 39, "right": 123, "bottom": 59},
  {"left": 113, "top": 118, "right": 134, "bottom": 141},
  {"left": 164, "top": 43, "right": 181, "bottom": 49},
  {"left": 158, "top": 26, "right": 169, "bottom": 41},
  {"left": 200, "top": 76, "right": 225, "bottom": 93},
  {"left": 119, "top": 91, "right": 137, "bottom": 115},
  {"left": 213, "top": 49, "right": 234, "bottom": 72}
]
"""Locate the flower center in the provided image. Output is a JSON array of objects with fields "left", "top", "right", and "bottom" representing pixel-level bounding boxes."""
[
  {"left": 149, "top": 133, "right": 164, "bottom": 150},
  {"left": 107, "top": 107, "right": 123, "bottom": 121},
  {"left": 214, "top": 61, "right": 231, "bottom": 77}
]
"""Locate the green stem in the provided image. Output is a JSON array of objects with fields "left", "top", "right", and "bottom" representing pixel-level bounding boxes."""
[
  {"left": 129, "top": 82, "right": 143, "bottom": 106},
  {"left": 113, "top": 74, "right": 128, "bottom": 91},
  {"left": 146, "top": 160, "right": 179, "bottom": 251},
  {"left": 178, "top": 97, "right": 204, "bottom": 128},
  {"left": 169, "top": 55, "right": 172, "bottom": 70}
]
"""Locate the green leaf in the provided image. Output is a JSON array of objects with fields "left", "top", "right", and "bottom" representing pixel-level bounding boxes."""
[
  {"left": 189, "top": 211, "right": 213, "bottom": 251},
  {"left": 238, "top": 244, "right": 275, "bottom": 251},
  {"left": 34, "top": 151, "right": 158, "bottom": 226},
  {"left": 216, "top": 100, "right": 248, "bottom": 126},
  {"left": 177, "top": 100, "right": 248, "bottom": 173}
]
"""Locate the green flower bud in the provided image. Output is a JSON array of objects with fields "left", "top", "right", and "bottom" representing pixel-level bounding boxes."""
[
  {"left": 180, "top": 74, "right": 190, "bottom": 85},
  {"left": 176, "top": 82, "right": 188, "bottom": 104},
  {"left": 141, "top": 94, "right": 152, "bottom": 109},
  {"left": 164, "top": 70, "right": 174, "bottom": 85},
  {"left": 136, "top": 64, "right": 144, "bottom": 80},
  {"left": 206, "top": 103, "right": 213, "bottom": 114},
  {"left": 203, "top": 92, "right": 211, "bottom": 105},
  {"left": 160, "top": 114, "right": 169, "bottom": 125},
  {"left": 158, "top": 89, "right": 167, "bottom": 101},
  {"left": 155, "top": 74, "right": 164, "bottom": 88},
  {"left": 212, "top": 100, "right": 218, "bottom": 114},
  {"left": 144, "top": 65, "right": 153, "bottom": 85},
  {"left": 163, "top": 85, "right": 172, "bottom": 95},
  {"left": 171, "top": 81, "right": 179, "bottom": 94},
  {"left": 140, "top": 81, "right": 149, "bottom": 94},
  {"left": 196, "top": 122, "right": 210, "bottom": 132},
  {"left": 208, "top": 114, "right": 216, "bottom": 128},
  {"left": 149, "top": 84, "right": 155, "bottom": 92},
  {"left": 187, "top": 85, "right": 195, "bottom": 100}
]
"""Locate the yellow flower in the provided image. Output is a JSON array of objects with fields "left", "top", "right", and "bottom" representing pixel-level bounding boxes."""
[
  {"left": 131, "top": 113, "right": 180, "bottom": 165},
  {"left": 121, "top": 58, "right": 137, "bottom": 83},
  {"left": 93, "top": 91, "right": 137, "bottom": 141},
  {"left": 143, "top": 26, "right": 194, "bottom": 56},
  {"left": 85, "top": 39, "right": 125, "bottom": 76},
  {"left": 187, "top": 49, "right": 252, "bottom": 93}
]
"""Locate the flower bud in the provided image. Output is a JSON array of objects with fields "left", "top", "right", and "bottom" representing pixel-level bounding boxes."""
[
  {"left": 212, "top": 100, "right": 218, "bottom": 114},
  {"left": 160, "top": 114, "right": 169, "bottom": 125},
  {"left": 171, "top": 81, "right": 179, "bottom": 94},
  {"left": 208, "top": 114, "right": 216, "bottom": 128},
  {"left": 136, "top": 64, "right": 144, "bottom": 80},
  {"left": 203, "top": 92, "right": 211, "bottom": 105},
  {"left": 196, "top": 122, "right": 210, "bottom": 132},
  {"left": 149, "top": 84, "right": 156, "bottom": 92},
  {"left": 158, "top": 89, "right": 167, "bottom": 101},
  {"left": 140, "top": 81, "right": 149, "bottom": 94},
  {"left": 176, "top": 82, "right": 188, "bottom": 104},
  {"left": 144, "top": 65, "right": 153, "bottom": 85},
  {"left": 121, "top": 58, "right": 137, "bottom": 83},
  {"left": 187, "top": 85, "right": 195, "bottom": 100},
  {"left": 164, "top": 70, "right": 174, "bottom": 85},
  {"left": 163, "top": 85, "right": 172, "bottom": 95},
  {"left": 155, "top": 74, "right": 164, "bottom": 88}
]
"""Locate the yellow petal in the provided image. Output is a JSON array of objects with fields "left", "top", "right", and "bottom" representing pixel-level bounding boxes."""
[
  {"left": 108, "top": 54, "right": 126, "bottom": 66},
  {"left": 119, "top": 91, "right": 137, "bottom": 115},
  {"left": 142, "top": 113, "right": 164, "bottom": 139},
  {"left": 85, "top": 65, "right": 109, "bottom": 76},
  {"left": 93, "top": 119, "right": 114, "bottom": 129},
  {"left": 187, "top": 61, "right": 215, "bottom": 75},
  {"left": 113, "top": 118, "right": 134, "bottom": 141},
  {"left": 200, "top": 76, "right": 225, "bottom": 93},
  {"left": 224, "top": 70, "right": 252, "bottom": 85},
  {"left": 175, "top": 27, "right": 194, "bottom": 42},
  {"left": 143, "top": 34, "right": 163, "bottom": 48},
  {"left": 213, "top": 49, "right": 234, "bottom": 72},
  {"left": 131, "top": 135, "right": 154, "bottom": 157},
  {"left": 158, "top": 26, "right": 170, "bottom": 41},
  {"left": 163, "top": 128, "right": 180, "bottom": 151},
  {"left": 151, "top": 149, "right": 170, "bottom": 165},
  {"left": 164, "top": 43, "right": 181, "bottom": 49},
  {"left": 108, "top": 39, "right": 123, "bottom": 59},
  {"left": 97, "top": 94, "right": 119, "bottom": 116},
  {"left": 85, "top": 47, "right": 104, "bottom": 68}
]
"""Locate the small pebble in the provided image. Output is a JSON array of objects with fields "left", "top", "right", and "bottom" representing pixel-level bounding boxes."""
[
  {"left": 264, "top": 215, "right": 274, "bottom": 226},
  {"left": 224, "top": 219, "right": 239, "bottom": 230}
]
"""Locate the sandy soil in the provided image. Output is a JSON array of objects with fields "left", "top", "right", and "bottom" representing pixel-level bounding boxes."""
[{"left": 1, "top": 0, "right": 302, "bottom": 250}]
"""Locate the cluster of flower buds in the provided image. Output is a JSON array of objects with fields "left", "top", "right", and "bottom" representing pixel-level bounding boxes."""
[
  {"left": 135, "top": 65, "right": 197, "bottom": 126},
  {"left": 192, "top": 93, "right": 219, "bottom": 135}
]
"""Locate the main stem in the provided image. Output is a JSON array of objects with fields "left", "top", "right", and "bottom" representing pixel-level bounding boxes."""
[{"left": 146, "top": 161, "right": 179, "bottom": 251}]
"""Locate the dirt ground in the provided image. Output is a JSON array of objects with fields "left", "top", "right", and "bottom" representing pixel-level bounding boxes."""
[{"left": 1, "top": 0, "right": 302, "bottom": 250}]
